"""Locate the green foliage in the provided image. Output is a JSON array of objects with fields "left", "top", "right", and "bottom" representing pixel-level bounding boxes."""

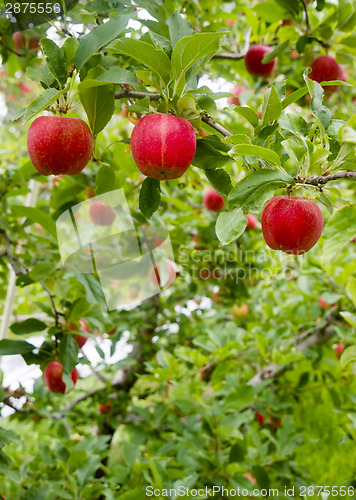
[{"left": 0, "top": 0, "right": 356, "bottom": 496}]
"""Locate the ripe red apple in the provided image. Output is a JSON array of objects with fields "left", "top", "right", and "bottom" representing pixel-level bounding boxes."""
[
  {"left": 27, "top": 116, "right": 93, "bottom": 176},
  {"left": 12, "top": 32, "right": 40, "bottom": 52},
  {"left": 261, "top": 196, "right": 323, "bottom": 255},
  {"left": 246, "top": 214, "right": 258, "bottom": 230},
  {"left": 309, "top": 55, "right": 343, "bottom": 93},
  {"left": 130, "top": 113, "right": 196, "bottom": 180},
  {"left": 44, "top": 361, "right": 78, "bottom": 394},
  {"left": 231, "top": 303, "right": 249, "bottom": 320},
  {"left": 99, "top": 402, "right": 112, "bottom": 414},
  {"left": 89, "top": 201, "right": 117, "bottom": 226},
  {"left": 245, "top": 44, "right": 276, "bottom": 77},
  {"left": 149, "top": 261, "right": 176, "bottom": 288},
  {"left": 256, "top": 412, "right": 265, "bottom": 426},
  {"left": 68, "top": 318, "right": 89, "bottom": 348},
  {"left": 333, "top": 343, "right": 345, "bottom": 360},
  {"left": 225, "top": 18, "right": 236, "bottom": 26},
  {"left": 227, "top": 86, "right": 247, "bottom": 106},
  {"left": 203, "top": 188, "right": 224, "bottom": 212},
  {"left": 319, "top": 297, "right": 331, "bottom": 309}
]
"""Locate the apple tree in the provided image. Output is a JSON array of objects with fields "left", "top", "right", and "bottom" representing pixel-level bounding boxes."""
[{"left": 0, "top": 0, "right": 356, "bottom": 498}]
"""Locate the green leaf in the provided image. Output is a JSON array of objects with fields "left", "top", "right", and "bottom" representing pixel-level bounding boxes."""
[
  {"left": 168, "top": 10, "right": 195, "bottom": 47},
  {"left": 10, "top": 318, "right": 47, "bottom": 335},
  {"left": 205, "top": 169, "right": 232, "bottom": 195},
  {"left": 41, "top": 39, "right": 67, "bottom": 86},
  {"left": 109, "top": 38, "right": 171, "bottom": 85},
  {"left": 95, "top": 164, "right": 120, "bottom": 195},
  {"left": 62, "top": 37, "right": 79, "bottom": 69},
  {"left": 215, "top": 208, "right": 247, "bottom": 245},
  {"left": 233, "top": 106, "right": 259, "bottom": 127},
  {"left": 230, "top": 144, "right": 281, "bottom": 167},
  {"left": 228, "top": 169, "right": 295, "bottom": 213},
  {"left": 11, "top": 206, "right": 57, "bottom": 239},
  {"left": 303, "top": 70, "right": 331, "bottom": 130},
  {"left": 59, "top": 334, "right": 79, "bottom": 374},
  {"left": 171, "top": 32, "right": 225, "bottom": 95},
  {"left": 75, "top": 13, "right": 132, "bottom": 70},
  {"left": 260, "top": 85, "right": 282, "bottom": 126},
  {"left": 0, "top": 339, "right": 35, "bottom": 355},
  {"left": 262, "top": 41, "right": 289, "bottom": 63},
  {"left": 68, "top": 298, "right": 89, "bottom": 322},
  {"left": 78, "top": 68, "right": 138, "bottom": 90},
  {"left": 29, "top": 261, "right": 56, "bottom": 281},
  {"left": 340, "top": 345, "right": 356, "bottom": 368},
  {"left": 282, "top": 87, "right": 308, "bottom": 109},
  {"left": 340, "top": 311, "right": 356, "bottom": 328},
  {"left": 26, "top": 59, "right": 55, "bottom": 88},
  {"left": 23, "top": 88, "right": 66, "bottom": 122},
  {"left": 321, "top": 205, "right": 356, "bottom": 263},
  {"left": 76, "top": 274, "right": 107, "bottom": 309},
  {"left": 193, "top": 140, "right": 233, "bottom": 170},
  {"left": 229, "top": 440, "right": 246, "bottom": 462},
  {"left": 79, "top": 84, "right": 115, "bottom": 136},
  {"left": 139, "top": 178, "right": 161, "bottom": 219}
]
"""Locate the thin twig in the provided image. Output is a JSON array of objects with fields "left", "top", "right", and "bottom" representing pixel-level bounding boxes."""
[
  {"left": 114, "top": 90, "right": 161, "bottom": 101},
  {"left": 300, "top": 0, "right": 311, "bottom": 34},
  {"left": 295, "top": 171, "right": 356, "bottom": 186},
  {"left": 212, "top": 51, "right": 245, "bottom": 61},
  {"left": 201, "top": 114, "right": 232, "bottom": 137}
]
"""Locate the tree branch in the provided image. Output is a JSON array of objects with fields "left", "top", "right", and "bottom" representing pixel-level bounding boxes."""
[
  {"left": 212, "top": 51, "right": 245, "bottom": 61},
  {"left": 295, "top": 171, "right": 356, "bottom": 186},
  {"left": 300, "top": 0, "right": 311, "bottom": 34},
  {"left": 248, "top": 308, "right": 338, "bottom": 386},
  {"left": 114, "top": 89, "right": 161, "bottom": 101},
  {"left": 201, "top": 114, "right": 232, "bottom": 137}
]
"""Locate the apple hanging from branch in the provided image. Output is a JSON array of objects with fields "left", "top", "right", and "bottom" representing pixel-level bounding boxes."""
[{"left": 44, "top": 361, "right": 78, "bottom": 394}]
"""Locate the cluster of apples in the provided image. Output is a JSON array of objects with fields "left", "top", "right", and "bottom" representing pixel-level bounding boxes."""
[{"left": 43, "top": 317, "right": 90, "bottom": 393}]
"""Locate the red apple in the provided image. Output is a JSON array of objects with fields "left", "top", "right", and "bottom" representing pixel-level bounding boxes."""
[
  {"left": 319, "top": 297, "right": 330, "bottom": 308},
  {"left": 245, "top": 44, "right": 276, "bottom": 77},
  {"left": 256, "top": 412, "right": 265, "bottom": 426},
  {"left": 44, "top": 361, "right": 78, "bottom": 394},
  {"left": 149, "top": 261, "right": 175, "bottom": 288},
  {"left": 12, "top": 32, "right": 40, "bottom": 51},
  {"left": 18, "top": 82, "right": 31, "bottom": 95},
  {"left": 333, "top": 343, "right": 345, "bottom": 360},
  {"left": 99, "top": 402, "right": 112, "bottom": 414},
  {"left": 261, "top": 196, "right": 323, "bottom": 255},
  {"left": 227, "top": 86, "right": 247, "bottom": 106},
  {"left": 68, "top": 318, "right": 89, "bottom": 348},
  {"left": 309, "top": 55, "right": 342, "bottom": 93},
  {"left": 246, "top": 214, "right": 258, "bottom": 230},
  {"left": 203, "top": 188, "right": 224, "bottom": 212},
  {"left": 27, "top": 116, "right": 93, "bottom": 176},
  {"left": 130, "top": 113, "right": 196, "bottom": 180},
  {"left": 244, "top": 472, "right": 257, "bottom": 484},
  {"left": 225, "top": 18, "right": 236, "bottom": 26},
  {"left": 89, "top": 201, "right": 117, "bottom": 226},
  {"left": 231, "top": 303, "right": 249, "bottom": 320}
]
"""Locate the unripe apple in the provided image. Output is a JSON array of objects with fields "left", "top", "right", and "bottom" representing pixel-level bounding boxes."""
[
  {"left": 227, "top": 86, "right": 246, "bottom": 106},
  {"left": 149, "top": 261, "right": 176, "bottom": 288},
  {"left": 245, "top": 44, "right": 276, "bottom": 77},
  {"left": 89, "top": 201, "right": 117, "bottom": 226},
  {"left": 309, "top": 55, "right": 342, "bottom": 93},
  {"left": 333, "top": 343, "right": 345, "bottom": 360},
  {"left": 130, "top": 113, "right": 196, "bottom": 180},
  {"left": 246, "top": 214, "right": 258, "bottom": 230},
  {"left": 203, "top": 188, "right": 224, "bottom": 212},
  {"left": 44, "top": 361, "right": 78, "bottom": 394},
  {"left": 231, "top": 303, "right": 249, "bottom": 320},
  {"left": 68, "top": 318, "right": 89, "bottom": 348},
  {"left": 261, "top": 196, "right": 323, "bottom": 255},
  {"left": 27, "top": 116, "right": 93, "bottom": 176}
]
